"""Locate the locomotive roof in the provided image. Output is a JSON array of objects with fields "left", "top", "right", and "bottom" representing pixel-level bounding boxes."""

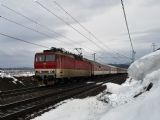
[{"left": 40, "top": 47, "right": 83, "bottom": 60}]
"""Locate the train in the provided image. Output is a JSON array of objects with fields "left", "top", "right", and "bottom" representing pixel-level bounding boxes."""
[{"left": 34, "top": 47, "right": 127, "bottom": 85}]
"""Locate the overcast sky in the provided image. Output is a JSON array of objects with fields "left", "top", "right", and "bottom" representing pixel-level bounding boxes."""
[{"left": 0, "top": 0, "right": 160, "bottom": 68}]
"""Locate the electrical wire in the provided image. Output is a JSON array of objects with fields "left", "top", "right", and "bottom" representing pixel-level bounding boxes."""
[
  {"left": 0, "top": 15, "right": 80, "bottom": 49},
  {"left": 53, "top": 1, "right": 132, "bottom": 60},
  {"left": 121, "top": 0, "right": 135, "bottom": 62},
  {"left": 0, "top": 15, "right": 51, "bottom": 38},
  {"left": 35, "top": 0, "right": 105, "bottom": 51},
  {"left": 1, "top": 3, "right": 95, "bottom": 53},
  {"left": 35, "top": 0, "right": 132, "bottom": 61},
  {"left": 0, "top": 32, "right": 49, "bottom": 48}
]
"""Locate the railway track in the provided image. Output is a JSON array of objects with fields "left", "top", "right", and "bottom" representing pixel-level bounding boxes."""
[
  {"left": 0, "top": 81, "right": 94, "bottom": 104},
  {"left": 0, "top": 83, "right": 99, "bottom": 119},
  {"left": 0, "top": 85, "right": 56, "bottom": 105},
  {"left": 0, "top": 74, "right": 127, "bottom": 120},
  {"left": 0, "top": 86, "right": 46, "bottom": 97}
]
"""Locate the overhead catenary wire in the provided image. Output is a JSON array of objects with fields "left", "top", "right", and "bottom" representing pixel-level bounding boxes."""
[
  {"left": 0, "top": 2, "right": 109, "bottom": 61},
  {"left": 1, "top": 4, "right": 39, "bottom": 25},
  {"left": 35, "top": 1, "right": 106, "bottom": 50},
  {"left": 0, "top": 15, "right": 52, "bottom": 38},
  {"left": 0, "top": 32, "right": 49, "bottom": 48},
  {"left": 0, "top": 15, "right": 79, "bottom": 49},
  {"left": 53, "top": 1, "right": 132, "bottom": 60},
  {"left": 0, "top": 3, "right": 95, "bottom": 53},
  {"left": 120, "top": 0, "right": 135, "bottom": 62},
  {"left": 53, "top": 1, "right": 96, "bottom": 38},
  {"left": 35, "top": 0, "right": 132, "bottom": 61},
  {"left": 1, "top": 4, "right": 75, "bottom": 44},
  {"left": 53, "top": 1, "right": 110, "bottom": 49}
]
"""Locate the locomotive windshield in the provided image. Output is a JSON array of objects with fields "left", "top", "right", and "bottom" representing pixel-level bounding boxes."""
[
  {"left": 36, "top": 55, "right": 45, "bottom": 62},
  {"left": 35, "top": 54, "right": 55, "bottom": 62},
  {"left": 46, "top": 55, "right": 55, "bottom": 61}
]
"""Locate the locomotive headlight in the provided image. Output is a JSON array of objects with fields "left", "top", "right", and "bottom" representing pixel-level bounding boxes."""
[{"left": 35, "top": 71, "right": 40, "bottom": 73}]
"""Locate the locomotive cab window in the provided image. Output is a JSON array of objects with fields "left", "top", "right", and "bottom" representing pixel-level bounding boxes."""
[
  {"left": 46, "top": 55, "right": 55, "bottom": 61},
  {"left": 35, "top": 55, "right": 45, "bottom": 62}
]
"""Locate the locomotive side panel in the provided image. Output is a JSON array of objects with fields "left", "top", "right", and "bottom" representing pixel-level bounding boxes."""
[
  {"left": 75, "top": 60, "right": 91, "bottom": 77},
  {"left": 56, "top": 55, "right": 75, "bottom": 78},
  {"left": 56, "top": 54, "right": 91, "bottom": 78}
]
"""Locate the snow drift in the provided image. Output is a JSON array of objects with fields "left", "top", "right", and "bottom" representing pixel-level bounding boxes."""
[
  {"left": 128, "top": 50, "right": 160, "bottom": 80},
  {"left": 102, "top": 50, "right": 160, "bottom": 106}
]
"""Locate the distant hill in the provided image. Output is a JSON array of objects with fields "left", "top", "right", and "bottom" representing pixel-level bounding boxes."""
[
  {"left": 109, "top": 64, "right": 130, "bottom": 69},
  {"left": 156, "top": 48, "right": 160, "bottom": 51},
  {"left": 2, "top": 67, "right": 34, "bottom": 70}
]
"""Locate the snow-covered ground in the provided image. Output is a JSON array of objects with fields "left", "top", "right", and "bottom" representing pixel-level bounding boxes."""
[
  {"left": 0, "top": 69, "right": 34, "bottom": 85},
  {"left": 4, "top": 70, "right": 34, "bottom": 77},
  {"left": 0, "top": 70, "right": 5, "bottom": 76},
  {"left": 33, "top": 50, "right": 160, "bottom": 120},
  {"left": 0, "top": 71, "right": 23, "bottom": 84}
]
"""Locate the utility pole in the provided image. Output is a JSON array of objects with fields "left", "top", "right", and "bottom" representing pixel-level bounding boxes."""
[
  {"left": 121, "top": 0, "right": 136, "bottom": 63},
  {"left": 152, "top": 43, "right": 156, "bottom": 52},
  {"left": 93, "top": 53, "right": 96, "bottom": 61}
]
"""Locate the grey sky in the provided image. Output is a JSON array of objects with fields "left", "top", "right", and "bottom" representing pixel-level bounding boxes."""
[{"left": 0, "top": 0, "right": 160, "bottom": 67}]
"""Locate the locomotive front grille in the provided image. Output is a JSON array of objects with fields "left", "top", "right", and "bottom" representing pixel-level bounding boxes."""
[
  {"left": 41, "top": 71, "right": 49, "bottom": 73},
  {"left": 35, "top": 69, "right": 56, "bottom": 75}
]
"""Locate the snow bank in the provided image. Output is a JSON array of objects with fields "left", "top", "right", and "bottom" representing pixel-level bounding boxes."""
[
  {"left": 100, "top": 85, "right": 160, "bottom": 120},
  {"left": 105, "top": 83, "right": 121, "bottom": 94},
  {"left": 127, "top": 50, "right": 160, "bottom": 90},
  {"left": 128, "top": 50, "right": 160, "bottom": 81},
  {"left": 100, "top": 79, "right": 144, "bottom": 106},
  {"left": 101, "top": 50, "right": 160, "bottom": 106},
  {"left": 100, "top": 50, "right": 160, "bottom": 120}
]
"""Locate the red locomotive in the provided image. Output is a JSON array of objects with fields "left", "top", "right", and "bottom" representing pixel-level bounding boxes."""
[{"left": 34, "top": 47, "right": 126, "bottom": 85}]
